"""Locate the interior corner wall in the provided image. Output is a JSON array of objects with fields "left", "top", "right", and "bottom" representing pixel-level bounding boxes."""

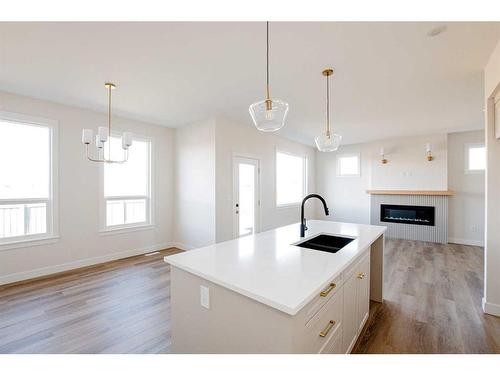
[
  {"left": 447, "top": 130, "right": 485, "bottom": 246},
  {"left": 214, "top": 116, "right": 317, "bottom": 243},
  {"left": 173, "top": 118, "right": 216, "bottom": 249},
  {"left": 484, "top": 37, "right": 500, "bottom": 316},
  {"left": 0, "top": 90, "right": 175, "bottom": 285}
]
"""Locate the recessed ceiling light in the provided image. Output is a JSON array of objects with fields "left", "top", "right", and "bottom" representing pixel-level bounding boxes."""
[{"left": 427, "top": 25, "right": 447, "bottom": 37}]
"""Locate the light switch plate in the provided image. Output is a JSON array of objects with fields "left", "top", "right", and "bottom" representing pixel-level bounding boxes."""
[{"left": 200, "top": 285, "right": 210, "bottom": 309}]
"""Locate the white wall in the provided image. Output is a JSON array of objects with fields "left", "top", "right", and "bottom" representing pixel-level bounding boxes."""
[
  {"left": 447, "top": 130, "right": 485, "bottom": 246},
  {"left": 316, "top": 133, "right": 448, "bottom": 224},
  {"left": 370, "top": 134, "right": 447, "bottom": 190},
  {"left": 316, "top": 131, "right": 486, "bottom": 246},
  {"left": 484, "top": 37, "right": 500, "bottom": 316},
  {"left": 174, "top": 118, "right": 216, "bottom": 249},
  {"left": 316, "top": 143, "right": 372, "bottom": 224},
  {"left": 215, "top": 116, "right": 317, "bottom": 243},
  {"left": 0, "top": 90, "right": 175, "bottom": 285}
]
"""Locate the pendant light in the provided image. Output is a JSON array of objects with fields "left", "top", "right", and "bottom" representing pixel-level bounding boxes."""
[
  {"left": 81, "top": 83, "right": 133, "bottom": 163},
  {"left": 249, "top": 21, "right": 289, "bottom": 132},
  {"left": 315, "top": 68, "right": 341, "bottom": 152}
]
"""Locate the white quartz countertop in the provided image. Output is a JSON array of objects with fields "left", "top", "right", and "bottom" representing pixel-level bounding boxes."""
[{"left": 164, "top": 220, "right": 386, "bottom": 315}]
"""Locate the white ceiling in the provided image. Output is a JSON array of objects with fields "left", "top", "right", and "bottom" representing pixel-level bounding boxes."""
[{"left": 0, "top": 22, "right": 499, "bottom": 145}]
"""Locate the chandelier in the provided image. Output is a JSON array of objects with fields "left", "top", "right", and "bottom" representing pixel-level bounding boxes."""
[{"left": 81, "top": 83, "right": 133, "bottom": 163}]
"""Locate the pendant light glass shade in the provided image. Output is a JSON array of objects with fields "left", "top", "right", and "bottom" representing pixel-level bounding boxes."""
[
  {"left": 315, "top": 68, "right": 341, "bottom": 152},
  {"left": 315, "top": 133, "right": 342, "bottom": 152},
  {"left": 249, "top": 99, "right": 289, "bottom": 132},
  {"left": 249, "top": 21, "right": 288, "bottom": 132}
]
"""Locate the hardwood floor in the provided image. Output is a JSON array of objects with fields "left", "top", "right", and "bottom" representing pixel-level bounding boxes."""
[
  {"left": 0, "top": 240, "right": 499, "bottom": 354},
  {"left": 0, "top": 248, "right": 182, "bottom": 354},
  {"left": 353, "top": 239, "right": 500, "bottom": 353}
]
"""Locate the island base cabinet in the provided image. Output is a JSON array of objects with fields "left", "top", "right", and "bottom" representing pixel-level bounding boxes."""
[
  {"left": 342, "top": 253, "right": 370, "bottom": 353},
  {"left": 170, "top": 249, "right": 375, "bottom": 354}
]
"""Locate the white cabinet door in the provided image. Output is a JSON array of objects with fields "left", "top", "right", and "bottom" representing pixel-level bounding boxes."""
[
  {"left": 342, "top": 253, "right": 371, "bottom": 353},
  {"left": 342, "top": 270, "right": 358, "bottom": 353},
  {"left": 357, "top": 255, "right": 370, "bottom": 331},
  {"left": 495, "top": 93, "right": 500, "bottom": 139}
]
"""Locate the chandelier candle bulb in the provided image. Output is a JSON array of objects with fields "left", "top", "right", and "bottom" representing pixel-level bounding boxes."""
[
  {"left": 97, "top": 126, "right": 109, "bottom": 143},
  {"left": 82, "top": 128, "right": 93, "bottom": 145},
  {"left": 95, "top": 135, "right": 104, "bottom": 149},
  {"left": 122, "top": 132, "right": 133, "bottom": 150}
]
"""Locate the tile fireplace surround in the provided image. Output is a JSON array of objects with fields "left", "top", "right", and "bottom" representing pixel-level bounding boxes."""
[{"left": 367, "top": 190, "right": 452, "bottom": 244}]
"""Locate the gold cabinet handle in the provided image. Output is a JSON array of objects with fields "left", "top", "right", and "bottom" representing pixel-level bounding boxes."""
[
  {"left": 320, "top": 283, "right": 336, "bottom": 297},
  {"left": 357, "top": 272, "right": 365, "bottom": 280},
  {"left": 319, "top": 320, "right": 336, "bottom": 337}
]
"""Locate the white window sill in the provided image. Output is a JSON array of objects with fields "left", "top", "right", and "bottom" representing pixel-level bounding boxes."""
[
  {"left": 0, "top": 235, "right": 60, "bottom": 252},
  {"left": 99, "top": 224, "right": 155, "bottom": 236}
]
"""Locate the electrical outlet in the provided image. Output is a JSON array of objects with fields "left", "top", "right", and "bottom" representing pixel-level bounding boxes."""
[
  {"left": 470, "top": 225, "right": 478, "bottom": 233},
  {"left": 200, "top": 285, "right": 210, "bottom": 309}
]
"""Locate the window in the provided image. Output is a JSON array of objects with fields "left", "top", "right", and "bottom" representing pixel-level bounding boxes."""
[
  {"left": 102, "top": 135, "right": 152, "bottom": 230},
  {"left": 465, "top": 144, "right": 485, "bottom": 173},
  {"left": 276, "top": 151, "right": 307, "bottom": 206},
  {"left": 337, "top": 153, "right": 360, "bottom": 177},
  {"left": 0, "top": 113, "right": 57, "bottom": 244}
]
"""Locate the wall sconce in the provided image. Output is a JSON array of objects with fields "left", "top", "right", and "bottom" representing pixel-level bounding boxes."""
[
  {"left": 426, "top": 143, "right": 434, "bottom": 161},
  {"left": 380, "top": 148, "right": 388, "bottom": 164}
]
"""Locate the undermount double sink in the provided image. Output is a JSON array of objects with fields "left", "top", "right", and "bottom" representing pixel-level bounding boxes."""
[{"left": 295, "top": 234, "right": 355, "bottom": 254}]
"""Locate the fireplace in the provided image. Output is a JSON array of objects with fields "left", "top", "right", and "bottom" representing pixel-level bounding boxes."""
[{"left": 380, "top": 204, "right": 435, "bottom": 226}]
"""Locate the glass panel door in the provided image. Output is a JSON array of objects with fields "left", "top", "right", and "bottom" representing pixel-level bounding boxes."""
[{"left": 233, "top": 157, "right": 260, "bottom": 238}]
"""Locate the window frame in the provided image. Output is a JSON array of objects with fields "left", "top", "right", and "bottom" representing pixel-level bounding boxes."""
[
  {"left": 0, "top": 111, "right": 59, "bottom": 249},
  {"left": 336, "top": 152, "right": 361, "bottom": 177},
  {"left": 275, "top": 149, "right": 308, "bottom": 208},
  {"left": 99, "top": 133, "right": 154, "bottom": 233},
  {"left": 464, "top": 143, "right": 486, "bottom": 174}
]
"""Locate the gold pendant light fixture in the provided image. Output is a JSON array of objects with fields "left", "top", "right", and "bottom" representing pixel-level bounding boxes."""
[
  {"left": 81, "top": 83, "right": 133, "bottom": 163},
  {"left": 315, "top": 68, "right": 342, "bottom": 152},
  {"left": 249, "top": 21, "right": 289, "bottom": 132}
]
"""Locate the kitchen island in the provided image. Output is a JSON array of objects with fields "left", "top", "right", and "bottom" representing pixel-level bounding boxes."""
[{"left": 164, "top": 220, "right": 386, "bottom": 353}]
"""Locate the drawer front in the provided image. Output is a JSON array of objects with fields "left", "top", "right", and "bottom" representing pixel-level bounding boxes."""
[
  {"left": 343, "top": 251, "right": 369, "bottom": 281},
  {"left": 304, "top": 273, "right": 343, "bottom": 324},
  {"left": 303, "top": 288, "right": 343, "bottom": 353},
  {"left": 319, "top": 325, "right": 343, "bottom": 354}
]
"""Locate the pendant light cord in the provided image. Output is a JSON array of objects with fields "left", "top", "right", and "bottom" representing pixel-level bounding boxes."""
[
  {"left": 326, "top": 73, "right": 330, "bottom": 136},
  {"left": 107, "top": 85, "right": 112, "bottom": 159},
  {"left": 108, "top": 85, "right": 112, "bottom": 134},
  {"left": 266, "top": 21, "right": 270, "bottom": 101}
]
